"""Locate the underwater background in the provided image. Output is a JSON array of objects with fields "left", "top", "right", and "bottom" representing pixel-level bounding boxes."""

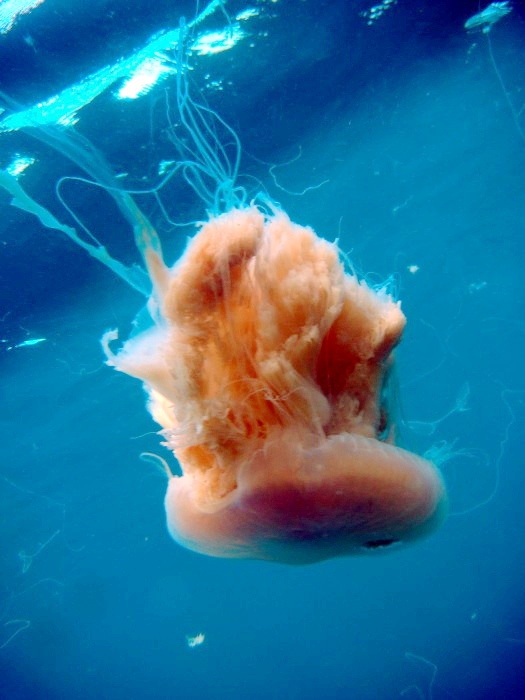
[{"left": 1, "top": 0, "right": 524, "bottom": 698}]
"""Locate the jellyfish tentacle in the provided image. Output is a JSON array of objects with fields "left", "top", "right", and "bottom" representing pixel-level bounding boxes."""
[
  {"left": 158, "top": 18, "right": 244, "bottom": 214},
  {"left": 140, "top": 452, "right": 176, "bottom": 479},
  {"left": 0, "top": 169, "right": 151, "bottom": 296}
]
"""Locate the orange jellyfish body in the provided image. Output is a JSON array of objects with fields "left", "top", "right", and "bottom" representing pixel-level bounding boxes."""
[{"left": 106, "top": 208, "right": 446, "bottom": 564}]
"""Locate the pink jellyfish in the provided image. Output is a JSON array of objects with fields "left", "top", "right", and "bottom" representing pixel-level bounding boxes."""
[
  {"left": 0, "top": 12, "right": 446, "bottom": 564},
  {"left": 103, "top": 205, "right": 447, "bottom": 563}
]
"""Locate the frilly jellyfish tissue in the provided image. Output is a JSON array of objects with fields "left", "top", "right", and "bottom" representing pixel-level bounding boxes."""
[{"left": 1, "top": 12, "right": 447, "bottom": 565}]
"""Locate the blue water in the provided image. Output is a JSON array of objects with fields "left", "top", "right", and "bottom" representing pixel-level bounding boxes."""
[{"left": 1, "top": 1, "right": 524, "bottom": 698}]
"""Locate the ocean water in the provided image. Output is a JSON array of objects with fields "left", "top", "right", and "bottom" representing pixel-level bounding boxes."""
[{"left": 0, "top": 1, "right": 524, "bottom": 698}]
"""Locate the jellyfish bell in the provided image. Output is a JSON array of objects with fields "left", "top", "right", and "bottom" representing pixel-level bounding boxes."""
[
  {"left": 165, "top": 431, "right": 447, "bottom": 564},
  {"left": 104, "top": 207, "right": 447, "bottom": 564}
]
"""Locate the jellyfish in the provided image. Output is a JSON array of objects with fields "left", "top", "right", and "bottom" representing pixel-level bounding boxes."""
[
  {"left": 464, "top": 3, "right": 524, "bottom": 144},
  {"left": 464, "top": 2, "right": 512, "bottom": 33},
  {"left": 0, "top": 13, "right": 446, "bottom": 564}
]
